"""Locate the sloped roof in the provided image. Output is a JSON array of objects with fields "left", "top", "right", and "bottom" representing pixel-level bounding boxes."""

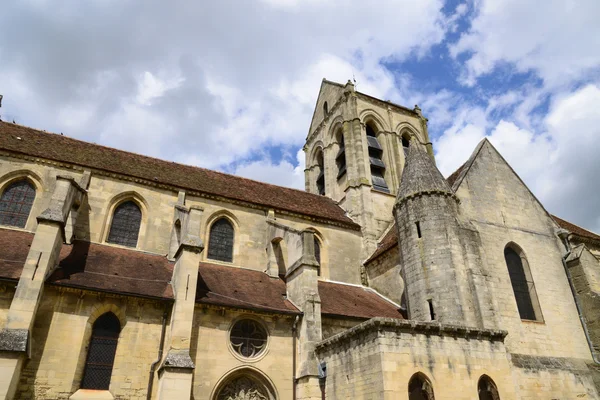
[
  {"left": 364, "top": 227, "right": 398, "bottom": 264},
  {"left": 318, "top": 281, "right": 403, "bottom": 319},
  {"left": 0, "top": 228, "right": 174, "bottom": 299},
  {"left": 0, "top": 122, "right": 358, "bottom": 229},
  {"left": 552, "top": 215, "right": 600, "bottom": 242},
  {"left": 396, "top": 142, "right": 455, "bottom": 204}
]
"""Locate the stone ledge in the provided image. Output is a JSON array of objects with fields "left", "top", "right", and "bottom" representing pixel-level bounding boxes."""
[
  {"left": 159, "top": 349, "right": 195, "bottom": 371},
  {"left": 0, "top": 328, "right": 29, "bottom": 353},
  {"left": 69, "top": 389, "right": 114, "bottom": 400},
  {"left": 315, "top": 317, "right": 507, "bottom": 353}
]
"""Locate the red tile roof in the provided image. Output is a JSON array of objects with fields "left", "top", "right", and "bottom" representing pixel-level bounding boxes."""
[
  {"left": 196, "top": 262, "right": 299, "bottom": 314},
  {"left": 552, "top": 215, "right": 600, "bottom": 242},
  {"left": 0, "top": 122, "right": 359, "bottom": 229},
  {"left": 364, "top": 227, "right": 398, "bottom": 264},
  {"left": 0, "top": 228, "right": 33, "bottom": 281},
  {"left": 319, "top": 281, "right": 403, "bottom": 319},
  {"left": 50, "top": 240, "right": 174, "bottom": 300}
]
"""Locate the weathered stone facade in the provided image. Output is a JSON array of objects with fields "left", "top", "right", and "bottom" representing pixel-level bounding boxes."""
[{"left": 0, "top": 78, "right": 598, "bottom": 399}]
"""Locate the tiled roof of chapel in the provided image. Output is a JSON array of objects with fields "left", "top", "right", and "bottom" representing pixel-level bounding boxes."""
[{"left": 0, "top": 121, "right": 359, "bottom": 229}]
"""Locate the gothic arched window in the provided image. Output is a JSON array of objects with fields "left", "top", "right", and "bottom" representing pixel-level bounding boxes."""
[
  {"left": 0, "top": 180, "right": 36, "bottom": 228},
  {"left": 215, "top": 370, "right": 276, "bottom": 400},
  {"left": 366, "top": 123, "right": 389, "bottom": 193},
  {"left": 504, "top": 244, "right": 542, "bottom": 321},
  {"left": 408, "top": 373, "right": 435, "bottom": 400},
  {"left": 478, "top": 375, "right": 500, "bottom": 400},
  {"left": 81, "top": 312, "right": 121, "bottom": 390},
  {"left": 402, "top": 134, "right": 411, "bottom": 158},
  {"left": 336, "top": 131, "right": 347, "bottom": 179},
  {"left": 208, "top": 218, "right": 234, "bottom": 262},
  {"left": 107, "top": 201, "right": 142, "bottom": 248},
  {"left": 314, "top": 237, "right": 321, "bottom": 276},
  {"left": 316, "top": 150, "right": 325, "bottom": 195}
]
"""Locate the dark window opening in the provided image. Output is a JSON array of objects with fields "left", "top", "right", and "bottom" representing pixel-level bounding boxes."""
[
  {"left": 314, "top": 237, "right": 321, "bottom": 276},
  {"left": 416, "top": 221, "right": 422, "bottom": 238},
  {"left": 0, "top": 180, "right": 36, "bottom": 228},
  {"left": 428, "top": 299, "right": 435, "bottom": 321},
  {"left": 323, "top": 101, "right": 328, "bottom": 115},
  {"left": 408, "top": 373, "right": 435, "bottom": 400},
  {"left": 81, "top": 313, "right": 121, "bottom": 390},
  {"left": 316, "top": 151, "right": 325, "bottom": 195},
  {"left": 208, "top": 218, "right": 235, "bottom": 262},
  {"left": 504, "top": 247, "right": 536, "bottom": 320},
  {"left": 402, "top": 135, "right": 410, "bottom": 157},
  {"left": 365, "top": 124, "right": 389, "bottom": 192},
  {"left": 478, "top": 375, "right": 500, "bottom": 400},
  {"left": 107, "top": 201, "right": 142, "bottom": 247},
  {"left": 336, "top": 134, "right": 346, "bottom": 179}
]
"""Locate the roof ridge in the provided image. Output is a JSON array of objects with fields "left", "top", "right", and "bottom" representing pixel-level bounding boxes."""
[{"left": 1, "top": 121, "right": 336, "bottom": 201}]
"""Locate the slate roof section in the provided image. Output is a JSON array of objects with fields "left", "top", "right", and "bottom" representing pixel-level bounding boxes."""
[
  {"left": 364, "top": 227, "right": 398, "bottom": 264},
  {"left": 196, "top": 262, "right": 300, "bottom": 315},
  {"left": 318, "top": 281, "right": 404, "bottom": 319},
  {"left": 0, "top": 228, "right": 33, "bottom": 281},
  {"left": 0, "top": 122, "right": 359, "bottom": 229},
  {"left": 397, "top": 141, "right": 455, "bottom": 204},
  {"left": 552, "top": 215, "right": 600, "bottom": 242},
  {"left": 49, "top": 240, "right": 174, "bottom": 300}
]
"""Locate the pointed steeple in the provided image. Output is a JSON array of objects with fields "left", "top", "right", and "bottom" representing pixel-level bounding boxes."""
[{"left": 396, "top": 141, "right": 456, "bottom": 207}]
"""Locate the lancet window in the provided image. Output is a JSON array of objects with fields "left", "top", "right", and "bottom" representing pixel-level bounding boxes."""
[
  {"left": 0, "top": 180, "right": 36, "bottom": 228},
  {"left": 107, "top": 201, "right": 142, "bottom": 247},
  {"left": 504, "top": 244, "right": 542, "bottom": 321},
  {"left": 366, "top": 124, "right": 389, "bottom": 193},
  {"left": 336, "top": 131, "right": 347, "bottom": 179},
  {"left": 208, "top": 218, "right": 234, "bottom": 262},
  {"left": 81, "top": 313, "right": 121, "bottom": 390}
]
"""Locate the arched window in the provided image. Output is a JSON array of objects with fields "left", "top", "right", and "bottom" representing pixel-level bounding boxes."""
[
  {"left": 107, "top": 201, "right": 142, "bottom": 247},
  {"left": 366, "top": 123, "right": 389, "bottom": 193},
  {"left": 335, "top": 131, "right": 347, "bottom": 179},
  {"left": 408, "top": 373, "right": 435, "bottom": 400},
  {"left": 478, "top": 375, "right": 500, "bottom": 400},
  {"left": 316, "top": 150, "right": 325, "bottom": 195},
  {"left": 208, "top": 218, "right": 234, "bottom": 262},
  {"left": 214, "top": 369, "right": 277, "bottom": 400},
  {"left": 81, "top": 312, "right": 121, "bottom": 390},
  {"left": 0, "top": 180, "right": 36, "bottom": 228},
  {"left": 402, "top": 134, "right": 411, "bottom": 158},
  {"left": 504, "top": 244, "right": 541, "bottom": 321},
  {"left": 314, "top": 237, "right": 321, "bottom": 276}
]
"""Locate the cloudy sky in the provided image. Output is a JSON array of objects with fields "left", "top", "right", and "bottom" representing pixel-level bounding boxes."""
[{"left": 1, "top": 0, "right": 599, "bottom": 232}]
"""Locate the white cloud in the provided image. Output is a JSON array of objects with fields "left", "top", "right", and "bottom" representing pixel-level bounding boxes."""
[
  {"left": 435, "top": 83, "right": 600, "bottom": 232},
  {"left": 234, "top": 149, "right": 306, "bottom": 189},
  {"left": 450, "top": 0, "right": 600, "bottom": 87}
]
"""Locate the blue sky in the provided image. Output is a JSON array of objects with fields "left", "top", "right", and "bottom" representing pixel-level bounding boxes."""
[{"left": 1, "top": 0, "right": 600, "bottom": 232}]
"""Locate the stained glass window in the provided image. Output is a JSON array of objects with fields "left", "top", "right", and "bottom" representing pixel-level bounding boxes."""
[
  {"left": 504, "top": 246, "right": 537, "bottom": 320},
  {"left": 81, "top": 313, "right": 120, "bottom": 390},
  {"left": 208, "top": 218, "right": 234, "bottom": 262},
  {"left": 107, "top": 201, "right": 141, "bottom": 247},
  {"left": 408, "top": 373, "right": 435, "bottom": 400},
  {"left": 230, "top": 319, "right": 267, "bottom": 358},
  {"left": 0, "top": 180, "right": 35, "bottom": 228}
]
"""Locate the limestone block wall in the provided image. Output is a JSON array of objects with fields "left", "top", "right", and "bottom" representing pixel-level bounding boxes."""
[
  {"left": 190, "top": 306, "right": 295, "bottom": 400},
  {"left": 370, "top": 191, "right": 395, "bottom": 240},
  {"left": 364, "top": 247, "right": 403, "bottom": 306},
  {"left": 321, "top": 317, "right": 362, "bottom": 340},
  {"left": 316, "top": 318, "right": 515, "bottom": 400},
  {"left": 455, "top": 142, "right": 593, "bottom": 360},
  {"left": 0, "top": 284, "right": 16, "bottom": 328},
  {"left": 14, "top": 287, "right": 166, "bottom": 400}
]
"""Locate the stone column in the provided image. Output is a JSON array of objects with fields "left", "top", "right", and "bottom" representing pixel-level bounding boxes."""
[
  {"left": 285, "top": 231, "right": 322, "bottom": 400},
  {"left": 0, "top": 176, "right": 86, "bottom": 400},
  {"left": 156, "top": 206, "right": 204, "bottom": 400}
]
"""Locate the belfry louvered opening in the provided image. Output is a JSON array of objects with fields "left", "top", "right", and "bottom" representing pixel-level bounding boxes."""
[
  {"left": 316, "top": 150, "right": 325, "bottom": 195},
  {"left": 366, "top": 124, "right": 389, "bottom": 193},
  {"left": 336, "top": 132, "right": 347, "bottom": 179}
]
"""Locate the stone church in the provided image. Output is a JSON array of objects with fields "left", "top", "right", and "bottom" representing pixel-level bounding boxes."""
[{"left": 0, "top": 79, "right": 599, "bottom": 400}]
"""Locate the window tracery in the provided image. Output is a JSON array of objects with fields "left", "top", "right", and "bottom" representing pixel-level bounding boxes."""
[
  {"left": 0, "top": 180, "right": 36, "bottom": 228},
  {"left": 478, "top": 375, "right": 500, "bottom": 400},
  {"left": 217, "top": 376, "right": 270, "bottom": 400},
  {"left": 107, "top": 201, "right": 142, "bottom": 247},
  {"left": 208, "top": 218, "right": 235, "bottom": 262},
  {"left": 408, "top": 373, "right": 435, "bottom": 400},
  {"left": 230, "top": 319, "right": 268, "bottom": 359}
]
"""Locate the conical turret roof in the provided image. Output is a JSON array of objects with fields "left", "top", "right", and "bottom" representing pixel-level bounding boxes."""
[{"left": 396, "top": 142, "right": 456, "bottom": 206}]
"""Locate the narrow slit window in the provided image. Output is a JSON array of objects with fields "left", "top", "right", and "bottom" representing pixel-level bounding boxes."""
[
  {"left": 314, "top": 237, "right": 321, "bottom": 276},
  {"left": 416, "top": 221, "right": 422, "bottom": 238},
  {"left": 428, "top": 299, "right": 435, "bottom": 321}
]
